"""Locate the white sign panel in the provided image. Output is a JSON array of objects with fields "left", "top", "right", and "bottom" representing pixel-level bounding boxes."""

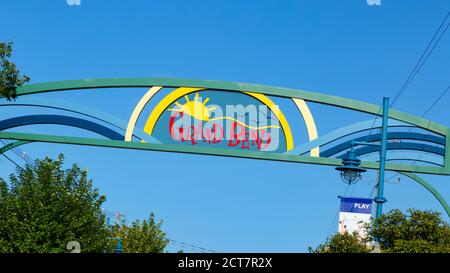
[{"left": 338, "top": 197, "right": 373, "bottom": 238}]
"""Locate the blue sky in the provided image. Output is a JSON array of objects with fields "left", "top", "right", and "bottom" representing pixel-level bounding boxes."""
[{"left": 0, "top": 0, "right": 449, "bottom": 252}]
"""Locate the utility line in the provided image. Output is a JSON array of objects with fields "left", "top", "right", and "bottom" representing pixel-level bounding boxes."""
[
  {"left": 101, "top": 209, "right": 217, "bottom": 253},
  {"left": 323, "top": 184, "right": 351, "bottom": 242},
  {"left": 402, "top": 85, "right": 450, "bottom": 171},
  {"left": 407, "top": 85, "right": 449, "bottom": 134},
  {"left": 362, "top": 11, "right": 449, "bottom": 203},
  {"left": 420, "top": 85, "right": 450, "bottom": 118},
  {"left": 167, "top": 238, "right": 218, "bottom": 253},
  {"left": 2, "top": 153, "right": 24, "bottom": 170},
  {"left": 366, "top": 84, "right": 448, "bottom": 200},
  {"left": 364, "top": 102, "right": 383, "bottom": 143},
  {"left": 390, "top": 11, "right": 450, "bottom": 107},
  {"left": 0, "top": 139, "right": 35, "bottom": 167},
  {"left": 363, "top": 11, "right": 450, "bottom": 201},
  {"left": 0, "top": 140, "right": 28, "bottom": 169}
]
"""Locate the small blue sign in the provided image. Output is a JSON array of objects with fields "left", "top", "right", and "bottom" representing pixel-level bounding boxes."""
[{"left": 339, "top": 196, "right": 373, "bottom": 214}]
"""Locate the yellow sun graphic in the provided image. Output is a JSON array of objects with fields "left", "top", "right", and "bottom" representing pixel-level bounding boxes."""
[
  {"left": 168, "top": 93, "right": 280, "bottom": 129},
  {"left": 168, "top": 93, "right": 215, "bottom": 121}
]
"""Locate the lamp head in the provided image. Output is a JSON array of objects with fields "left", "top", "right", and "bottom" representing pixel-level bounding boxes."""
[{"left": 335, "top": 151, "right": 366, "bottom": 184}]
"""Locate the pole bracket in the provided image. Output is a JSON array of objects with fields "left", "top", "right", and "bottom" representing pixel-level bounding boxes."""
[{"left": 374, "top": 197, "right": 387, "bottom": 204}]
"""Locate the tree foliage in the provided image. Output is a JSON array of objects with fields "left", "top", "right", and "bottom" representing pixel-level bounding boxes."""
[
  {"left": 310, "top": 232, "right": 371, "bottom": 253},
  {"left": 311, "top": 209, "right": 450, "bottom": 253},
  {"left": 0, "top": 42, "right": 30, "bottom": 100},
  {"left": 0, "top": 154, "right": 109, "bottom": 252},
  {"left": 109, "top": 213, "right": 169, "bottom": 253},
  {"left": 368, "top": 209, "right": 450, "bottom": 253}
]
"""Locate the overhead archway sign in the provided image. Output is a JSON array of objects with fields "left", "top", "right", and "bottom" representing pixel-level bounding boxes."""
[{"left": 0, "top": 78, "right": 448, "bottom": 177}]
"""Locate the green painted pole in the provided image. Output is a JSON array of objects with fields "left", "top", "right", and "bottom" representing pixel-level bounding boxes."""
[{"left": 375, "top": 97, "right": 389, "bottom": 219}]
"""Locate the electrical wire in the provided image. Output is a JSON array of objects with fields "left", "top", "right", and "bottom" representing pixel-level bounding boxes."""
[
  {"left": 390, "top": 11, "right": 450, "bottom": 107},
  {"left": 323, "top": 184, "right": 351, "bottom": 243},
  {"left": 364, "top": 102, "right": 383, "bottom": 143},
  {"left": 2, "top": 153, "right": 24, "bottom": 170},
  {"left": 363, "top": 11, "right": 450, "bottom": 203},
  {"left": 420, "top": 85, "right": 450, "bottom": 118},
  {"left": 402, "top": 85, "right": 450, "bottom": 171},
  {"left": 101, "top": 209, "right": 217, "bottom": 252},
  {"left": 0, "top": 139, "right": 35, "bottom": 167},
  {"left": 167, "top": 238, "right": 218, "bottom": 253}
]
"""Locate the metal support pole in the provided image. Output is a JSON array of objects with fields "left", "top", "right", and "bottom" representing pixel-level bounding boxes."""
[
  {"left": 375, "top": 97, "right": 389, "bottom": 219},
  {"left": 114, "top": 238, "right": 123, "bottom": 253}
]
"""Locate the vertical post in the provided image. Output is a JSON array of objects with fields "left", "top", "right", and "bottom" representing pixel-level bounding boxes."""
[
  {"left": 116, "top": 210, "right": 121, "bottom": 226},
  {"left": 114, "top": 210, "right": 123, "bottom": 253},
  {"left": 114, "top": 238, "right": 123, "bottom": 253},
  {"left": 375, "top": 97, "right": 389, "bottom": 219}
]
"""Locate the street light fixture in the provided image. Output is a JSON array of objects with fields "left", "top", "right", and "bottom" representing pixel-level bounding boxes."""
[{"left": 335, "top": 150, "right": 366, "bottom": 184}]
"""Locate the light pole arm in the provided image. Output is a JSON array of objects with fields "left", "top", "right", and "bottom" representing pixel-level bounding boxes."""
[{"left": 351, "top": 140, "right": 381, "bottom": 147}]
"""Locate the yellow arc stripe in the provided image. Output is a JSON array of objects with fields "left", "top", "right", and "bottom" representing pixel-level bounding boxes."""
[
  {"left": 292, "top": 98, "right": 319, "bottom": 157},
  {"left": 244, "top": 92, "right": 294, "bottom": 151},
  {"left": 144, "top": 87, "right": 205, "bottom": 135},
  {"left": 125, "top": 86, "right": 162, "bottom": 141}
]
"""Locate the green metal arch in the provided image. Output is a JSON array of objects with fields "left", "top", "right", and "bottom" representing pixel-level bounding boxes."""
[
  {"left": 1, "top": 78, "right": 447, "bottom": 175},
  {"left": 15, "top": 78, "right": 449, "bottom": 136},
  {"left": 398, "top": 171, "right": 450, "bottom": 219},
  {"left": 4, "top": 80, "right": 450, "bottom": 216}
]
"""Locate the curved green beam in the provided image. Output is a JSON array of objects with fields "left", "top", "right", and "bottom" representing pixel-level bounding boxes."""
[
  {"left": 6, "top": 78, "right": 450, "bottom": 175},
  {"left": 0, "top": 130, "right": 445, "bottom": 175},
  {"left": 15, "top": 78, "right": 449, "bottom": 135},
  {"left": 0, "top": 97, "right": 159, "bottom": 143},
  {"left": 287, "top": 119, "right": 411, "bottom": 155},
  {"left": 0, "top": 140, "right": 32, "bottom": 155},
  {"left": 398, "top": 171, "right": 450, "bottom": 219}
]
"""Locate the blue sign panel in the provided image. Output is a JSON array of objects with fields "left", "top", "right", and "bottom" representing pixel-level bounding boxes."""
[{"left": 339, "top": 196, "right": 373, "bottom": 214}]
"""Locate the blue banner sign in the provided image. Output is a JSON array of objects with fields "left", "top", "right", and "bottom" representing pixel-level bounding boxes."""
[{"left": 339, "top": 196, "right": 373, "bottom": 214}]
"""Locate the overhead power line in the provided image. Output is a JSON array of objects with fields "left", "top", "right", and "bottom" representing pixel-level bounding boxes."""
[
  {"left": 420, "top": 86, "right": 450, "bottom": 118},
  {"left": 367, "top": 85, "right": 449, "bottom": 200},
  {"left": 364, "top": 102, "right": 383, "bottom": 143},
  {"left": 2, "top": 153, "right": 24, "bottom": 170},
  {"left": 101, "top": 208, "right": 217, "bottom": 253},
  {"left": 390, "top": 11, "right": 450, "bottom": 107},
  {"left": 323, "top": 184, "right": 351, "bottom": 243},
  {"left": 0, "top": 139, "right": 35, "bottom": 168},
  {"left": 363, "top": 12, "right": 450, "bottom": 202},
  {"left": 168, "top": 238, "right": 218, "bottom": 253}
]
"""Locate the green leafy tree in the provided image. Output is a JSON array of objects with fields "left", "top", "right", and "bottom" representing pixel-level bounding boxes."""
[
  {"left": 310, "top": 232, "right": 371, "bottom": 253},
  {"left": 368, "top": 209, "right": 450, "bottom": 253},
  {"left": 311, "top": 209, "right": 450, "bottom": 253},
  {"left": 109, "top": 213, "right": 169, "bottom": 253},
  {"left": 0, "top": 42, "right": 30, "bottom": 100},
  {"left": 0, "top": 154, "right": 110, "bottom": 252}
]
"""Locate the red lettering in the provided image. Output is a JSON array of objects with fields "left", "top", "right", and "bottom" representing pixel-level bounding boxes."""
[
  {"left": 259, "top": 129, "right": 271, "bottom": 149},
  {"left": 169, "top": 112, "right": 184, "bottom": 141},
  {"left": 170, "top": 115, "right": 274, "bottom": 150},
  {"left": 212, "top": 124, "right": 224, "bottom": 144},
  {"left": 241, "top": 132, "right": 250, "bottom": 149},
  {"left": 228, "top": 122, "right": 245, "bottom": 147}
]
